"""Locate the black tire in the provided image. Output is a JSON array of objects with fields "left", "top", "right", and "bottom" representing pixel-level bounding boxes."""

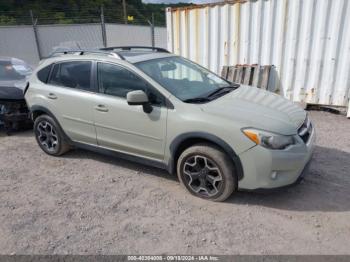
[
  {"left": 177, "top": 143, "right": 236, "bottom": 202},
  {"left": 34, "top": 114, "right": 70, "bottom": 156}
]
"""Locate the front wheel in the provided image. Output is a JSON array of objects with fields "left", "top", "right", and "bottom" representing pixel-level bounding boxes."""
[{"left": 177, "top": 143, "right": 236, "bottom": 202}]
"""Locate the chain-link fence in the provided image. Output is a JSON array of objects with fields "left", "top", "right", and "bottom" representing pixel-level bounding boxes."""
[
  {"left": 0, "top": 2, "right": 168, "bottom": 26},
  {"left": 0, "top": 6, "right": 167, "bottom": 66}
]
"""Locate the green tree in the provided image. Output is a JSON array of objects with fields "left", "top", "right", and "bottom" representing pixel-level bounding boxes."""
[{"left": 0, "top": 0, "right": 193, "bottom": 26}]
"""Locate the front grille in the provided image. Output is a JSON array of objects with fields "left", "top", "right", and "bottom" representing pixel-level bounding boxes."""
[{"left": 298, "top": 116, "right": 312, "bottom": 144}]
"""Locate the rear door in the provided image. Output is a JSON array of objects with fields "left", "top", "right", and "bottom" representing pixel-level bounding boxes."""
[
  {"left": 45, "top": 60, "right": 98, "bottom": 144},
  {"left": 93, "top": 62, "right": 167, "bottom": 161}
]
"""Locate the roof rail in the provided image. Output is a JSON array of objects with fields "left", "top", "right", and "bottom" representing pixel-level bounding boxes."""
[
  {"left": 48, "top": 49, "right": 124, "bottom": 60},
  {"left": 100, "top": 46, "right": 169, "bottom": 53}
]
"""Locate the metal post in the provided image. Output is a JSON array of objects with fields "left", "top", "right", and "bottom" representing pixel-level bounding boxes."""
[
  {"left": 30, "top": 10, "right": 42, "bottom": 60},
  {"left": 100, "top": 5, "right": 107, "bottom": 48},
  {"left": 147, "top": 13, "right": 155, "bottom": 48},
  {"left": 122, "top": 0, "right": 127, "bottom": 24},
  {"left": 151, "top": 13, "right": 155, "bottom": 47}
]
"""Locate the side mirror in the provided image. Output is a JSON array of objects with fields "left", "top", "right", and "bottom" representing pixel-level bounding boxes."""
[{"left": 126, "top": 90, "right": 153, "bottom": 113}]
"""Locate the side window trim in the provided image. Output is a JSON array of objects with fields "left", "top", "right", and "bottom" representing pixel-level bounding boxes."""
[
  {"left": 47, "top": 63, "right": 56, "bottom": 84},
  {"left": 96, "top": 61, "right": 166, "bottom": 107},
  {"left": 91, "top": 60, "right": 98, "bottom": 94},
  {"left": 47, "top": 60, "right": 97, "bottom": 93},
  {"left": 96, "top": 61, "right": 104, "bottom": 94}
]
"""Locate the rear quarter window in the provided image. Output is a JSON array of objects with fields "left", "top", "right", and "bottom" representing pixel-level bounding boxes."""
[
  {"left": 48, "top": 61, "right": 92, "bottom": 91},
  {"left": 37, "top": 64, "right": 52, "bottom": 83}
]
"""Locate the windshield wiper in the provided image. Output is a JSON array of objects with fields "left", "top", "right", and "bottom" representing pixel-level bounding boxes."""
[
  {"left": 183, "top": 84, "right": 240, "bottom": 104},
  {"left": 183, "top": 97, "right": 212, "bottom": 103},
  {"left": 204, "top": 85, "right": 239, "bottom": 99}
]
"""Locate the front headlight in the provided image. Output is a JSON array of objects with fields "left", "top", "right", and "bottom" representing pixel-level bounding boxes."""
[{"left": 242, "top": 128, "right": 295, "bottom": 150}]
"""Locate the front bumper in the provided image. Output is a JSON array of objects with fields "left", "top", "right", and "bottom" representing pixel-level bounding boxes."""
[{"left": 237, "top": 125, "right": 316, "bottom": 190}]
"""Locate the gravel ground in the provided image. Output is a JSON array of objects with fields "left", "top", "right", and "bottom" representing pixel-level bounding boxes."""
[{"left": 0, "top": 110, "right": 349, "bottom": 255}]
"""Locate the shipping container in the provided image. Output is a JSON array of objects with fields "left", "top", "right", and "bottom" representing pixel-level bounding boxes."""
[{"left": 166, "top": 0, "right": 350, "bottom": 116}]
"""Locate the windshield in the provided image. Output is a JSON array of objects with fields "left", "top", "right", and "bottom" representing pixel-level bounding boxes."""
[
  {"left": 135, "top": 56, "right": 236, "bottom": 102},
  {"left": 0, "top": 60, "right": 32, "bottom": 81}
]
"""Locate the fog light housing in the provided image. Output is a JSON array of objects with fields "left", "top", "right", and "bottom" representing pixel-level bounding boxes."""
[{"left": 271, "top": 171, "right": 278, "bottom": 180}]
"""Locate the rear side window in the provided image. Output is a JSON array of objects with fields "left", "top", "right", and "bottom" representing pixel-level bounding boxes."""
[
  {"left": 37, "top": 64, "right": 52, "bottom": 83},
  {"left": 48, "top": 61, "right": 92, "bottom": 91}
]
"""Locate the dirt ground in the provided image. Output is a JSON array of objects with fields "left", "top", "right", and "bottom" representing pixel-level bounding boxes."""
[{"left": 0, "top": 110, "right": 349, "bottom": 255}]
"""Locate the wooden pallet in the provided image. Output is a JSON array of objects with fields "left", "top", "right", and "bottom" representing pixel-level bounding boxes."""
[{"left": 221, "top": 64, "right": 275, "bottom": 90}]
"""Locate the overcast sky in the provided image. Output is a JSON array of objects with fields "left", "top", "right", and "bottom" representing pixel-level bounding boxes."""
[{"left": 142, "top": 0, "right": 220, "bottom": 3}]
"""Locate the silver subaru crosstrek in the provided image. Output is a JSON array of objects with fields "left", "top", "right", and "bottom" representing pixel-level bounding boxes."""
[{"left": 24, "top": 47, "right": 315, "bottom": 201}]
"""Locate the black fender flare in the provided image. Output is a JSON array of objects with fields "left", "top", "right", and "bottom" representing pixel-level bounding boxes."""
[
  {"left": 29, "top": 105, "right": 72, "bottom": 143},
  {"left": 168, "top": 132, "right": 244, "bottom": 181}
]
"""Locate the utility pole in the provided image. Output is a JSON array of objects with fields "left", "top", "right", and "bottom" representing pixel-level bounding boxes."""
[
  {"left": 30, "top": 10, "right": 42, "bottom": 59},
  {"left": 100, "top": 5, "right": 107, "bottom": 47},
  {"left": 151, "top": 13, "right": 155, "bottom": 47},
  {"left": 122, "top": 0, "right": 127, "bottom": 24}
]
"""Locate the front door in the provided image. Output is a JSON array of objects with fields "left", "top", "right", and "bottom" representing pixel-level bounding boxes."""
[{"left": 94, "top": 62, "right": 167, "bottom": 161}]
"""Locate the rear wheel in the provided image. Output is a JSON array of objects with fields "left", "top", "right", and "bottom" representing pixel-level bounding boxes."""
[
  {"left": 34, "top": 115, "right": 70, "bottom": 156},
  {"left": 177, "top": 143, "right": 236, "bottom": 202}
]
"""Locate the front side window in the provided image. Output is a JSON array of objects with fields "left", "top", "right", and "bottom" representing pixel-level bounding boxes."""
[
  {"left": 48, "top": 61, "right": 92, "bottom": 91},
  {"left": 136, "top": 56, "right": 237, "bottom": 102},
  {"left": 97, "top": 63, "right": 164, "bottom": 105}
]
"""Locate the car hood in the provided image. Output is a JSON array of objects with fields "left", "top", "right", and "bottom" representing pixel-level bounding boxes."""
[
  {"left": 0, "top": 79, "right": 26, "bottom": 101},
  {"left": 201, "top": 85, "right": 306, "bottom": 135}
]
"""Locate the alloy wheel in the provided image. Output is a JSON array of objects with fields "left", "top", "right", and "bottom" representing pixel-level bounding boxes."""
[
  {"left": 183, "top": 155, "right": 223, "bottom": 197},
  {"left": 36, "top": 121, "right": 58, "bottom": 153}
]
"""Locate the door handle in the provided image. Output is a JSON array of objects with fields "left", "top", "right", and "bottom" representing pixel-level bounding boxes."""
[
  {"left": 94, "top": 104, "right": 109, "bottom": 112},
  {"left": 47, "top": 93, "right": 57, "bottom": 99}
]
